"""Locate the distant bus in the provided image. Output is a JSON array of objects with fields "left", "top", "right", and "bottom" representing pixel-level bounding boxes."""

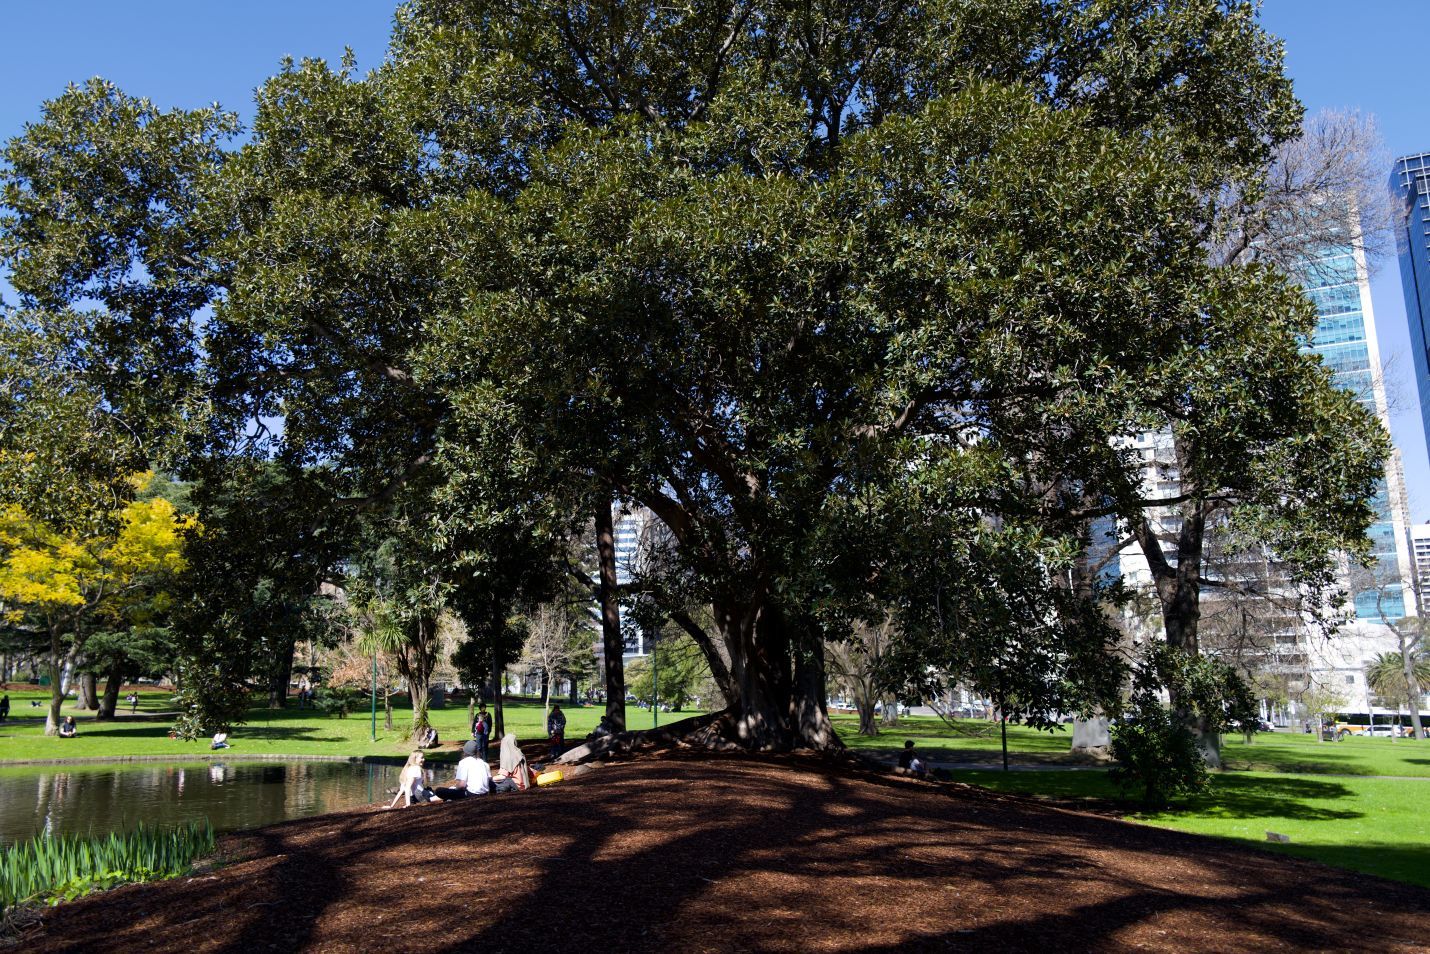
[{"left": 1328, "top": 713, "right": 1423, "bottom": 740}]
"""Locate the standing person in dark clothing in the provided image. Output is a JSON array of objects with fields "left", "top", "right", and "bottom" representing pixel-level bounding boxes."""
[
  {"left": 472, "top": 703, "right": 492, "bottom": 760},
  {"left": 547, "top": 704, "right": 566, "bottom": 758},
  {"left": 0, "top": 694, "right": 9, "bottom": 722}
]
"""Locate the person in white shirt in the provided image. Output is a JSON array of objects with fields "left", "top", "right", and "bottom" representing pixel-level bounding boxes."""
[{"left": 434, "top": 740, "right": 491, "bottom": 799}]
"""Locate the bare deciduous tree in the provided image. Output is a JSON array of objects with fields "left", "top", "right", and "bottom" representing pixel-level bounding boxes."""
[
  {"left": 826, "top": 617, "right": 897, "bottom": 736},
  {"left": 518, "top": 601, "right": 596, "bottom": 720},
  {"left": 1212, "top": 109, "right": 1392, "bottom": 272}
]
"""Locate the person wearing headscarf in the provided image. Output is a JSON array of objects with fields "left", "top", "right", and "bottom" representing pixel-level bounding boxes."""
[{"left": 493, "top": 732, "right": 530, "bottom": 792}]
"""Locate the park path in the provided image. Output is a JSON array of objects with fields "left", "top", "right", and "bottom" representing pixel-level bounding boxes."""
[{"left": 18, "top": 753, "right": 1429, "bottom": 953}]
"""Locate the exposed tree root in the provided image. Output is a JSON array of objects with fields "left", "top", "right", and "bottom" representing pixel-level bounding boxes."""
[{"left": 556, "top": 708, "right": 861, "bottom": 766}]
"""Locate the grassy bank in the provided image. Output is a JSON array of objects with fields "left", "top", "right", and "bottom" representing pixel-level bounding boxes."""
[
  {"left": 0, "top": 688, "right": 686, "bottom": 763},
  {"left": 951, "top": 768, "right": 1430, "bottom": 889}
]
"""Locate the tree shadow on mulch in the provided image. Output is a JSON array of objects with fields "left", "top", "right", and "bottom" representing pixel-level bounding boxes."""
[{"left": 22, "top": 755, "right": 1430, "bottom": 954}]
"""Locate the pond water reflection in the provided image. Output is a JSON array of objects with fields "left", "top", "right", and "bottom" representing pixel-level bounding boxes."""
[{"left": 0, "top": 760, "right": 416, "bottom": 846}]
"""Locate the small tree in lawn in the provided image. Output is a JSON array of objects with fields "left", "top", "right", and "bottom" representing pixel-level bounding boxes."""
[
  {"left": 1297, "top": 679, "right": 1350, "bottom": 743},
  {"left": 626, "top": 631, "right": 714, "bottom": 712},
  {"left": 827, "top": 617, "right": 898, "bottom": 736},
  {"left": 518, "top": 601, "right": 594, "bottom": 721}
]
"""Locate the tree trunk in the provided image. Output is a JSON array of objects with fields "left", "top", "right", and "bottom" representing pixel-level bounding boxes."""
[
  {"left": 568, "top": 677, "right": 579, "bottom": 705},
  {"left": 397, "top": 611, "right": 439, "bottom": 739},
  {"left": 78, "top": 671, "right": 99, "bottom": 710},
  {"left": 1142, "top": 495, "right": 1223, "bottom": 769},
  {"left": 98, "top": 664, "right": 125, "bottom": 719},
  {"left": 791, "top": 635, "right": 838, "bottom": 748},
  {"left": 881, "top": 695, "right": 900, "bottom": 727},
  {"left": 857, "top": 699, "right": 878, "bottom": 735},
  {"left": 596, "top": 499, "right": 626, "bottom": 731},
  {"left": 1401, "top": 646, "right": 1425, "bottom": 741},
  {"left": 268, "top": 639, "right": 295, "bottom": 708},
  {"left": 494, "top": 669, "right": 506, "bottom": 738},
  {"left": 384, "top": 690, "right": 394, "bottom": 731},
  {"left": 45, "top": 622, "right": 64, "bottom": 736},
  {"left": 488, "top": 655, "right": 504, "bottom": 737}
]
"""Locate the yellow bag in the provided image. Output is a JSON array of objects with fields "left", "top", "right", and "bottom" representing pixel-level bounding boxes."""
[{"left": 536, "top": 770, "right": 563, "bottom": 787}]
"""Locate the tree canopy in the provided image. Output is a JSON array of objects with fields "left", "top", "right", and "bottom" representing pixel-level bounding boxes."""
[{"left": 0, "top": 0, "right": 1384, "bottom": 750}]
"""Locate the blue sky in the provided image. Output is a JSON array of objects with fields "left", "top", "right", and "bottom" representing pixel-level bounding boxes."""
[{"left": 1, "top": 1, "right": 1426, "bottom": 514}]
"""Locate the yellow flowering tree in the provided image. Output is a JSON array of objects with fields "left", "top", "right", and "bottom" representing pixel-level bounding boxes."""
[{"left": 0, "top": 474, "right": 195, "bottom": 734}]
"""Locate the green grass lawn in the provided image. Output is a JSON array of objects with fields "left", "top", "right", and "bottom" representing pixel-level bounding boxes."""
[
  {"left": 950, "top": 768, "right": 1430, "bottom": 890},
  {"left": 0, "top": 687, "right": 689, "bottom": 763},
  {"left": 831, "top": 714, "right": 1085, "bottom": 761},
  {"left": 832, "top": 714, "right": 1430, "bottom": 777}
]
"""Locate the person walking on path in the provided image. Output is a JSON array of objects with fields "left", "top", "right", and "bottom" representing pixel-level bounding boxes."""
[
  {"left": 434, "top": 740, "right": 491, "bottom": 800},
  {"left": 547, "top": 704, "right": 566, "bottom": 758},
  {"left": 126, "top": 692, "right": 139, "bottom": 714},
  {"left": 472, "top": 703, "right": 492, "bottom": 760}
]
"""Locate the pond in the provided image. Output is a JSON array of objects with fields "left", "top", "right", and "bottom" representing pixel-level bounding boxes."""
[{"left": 0, "top": 760, "right": 417, "bottom": 846}]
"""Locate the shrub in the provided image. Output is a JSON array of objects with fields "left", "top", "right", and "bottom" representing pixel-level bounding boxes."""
[
  {"left": 1109, "top": 644, "right": 1256, "bottom": 807},
  {"left": 315, "top": 685, "right": 364, "bottom": 719},
  {"left": 1110, "top": 695, "right": 1207, "bottom": 808},
  {"left": 169, "top": 660, "right": 251, "bottom": 740}
]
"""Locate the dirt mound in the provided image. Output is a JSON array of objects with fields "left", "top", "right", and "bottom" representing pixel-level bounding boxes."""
[{"left": 18, "top": 755, "right": 1430, "bottom": 953}]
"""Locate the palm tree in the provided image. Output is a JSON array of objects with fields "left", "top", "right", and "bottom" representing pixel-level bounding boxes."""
[{"left": 1364, "top": 651, "right": 1430, "bottom": 738}]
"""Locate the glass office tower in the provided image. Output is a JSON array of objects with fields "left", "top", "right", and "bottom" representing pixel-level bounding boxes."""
[
  {"left": 1300, "top": 238, "right": 1414, "bottom": 620},
  {"left": 1393, "top": 153, "right": 1430, "bottom": 460}
]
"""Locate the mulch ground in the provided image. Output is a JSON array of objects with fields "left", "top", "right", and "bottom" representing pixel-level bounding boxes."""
[{"left": 16, "top": 753, "right": 1430, "bottom": 953}]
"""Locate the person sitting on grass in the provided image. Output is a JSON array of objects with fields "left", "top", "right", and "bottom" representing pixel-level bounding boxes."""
[
  {"left": 493, "top": 732, "right": 531, "bottom": 793},
  {"left": 434, "top": 740, "right": 490, "bottom": 800},
  {"left": 897, "top": 740, "right": 926, "bottom": 776},
  {"left": 58, "top": 715, "right": 78, "bottom": 738},
  {"left": 416, "top": 725, "right": 440, "bottom": 749},
  {"left": 387, "top": 751, "right": 441, "bottom": 808}
]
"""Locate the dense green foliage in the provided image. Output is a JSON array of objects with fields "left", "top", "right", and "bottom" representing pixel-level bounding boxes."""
[
  {"left": 1110, "top": 645, "right": 1258, "bottom": 805},
  {"left": 0, "top": 0, "right": 1387, "bottom": 751},
  {"left": 0, "top": 820, "right": 215, "bottom": 915}
]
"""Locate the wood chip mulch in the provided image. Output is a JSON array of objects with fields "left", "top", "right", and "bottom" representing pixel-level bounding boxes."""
[{"left": 17, "top": 754, "right": 1430, "bottom": 953}]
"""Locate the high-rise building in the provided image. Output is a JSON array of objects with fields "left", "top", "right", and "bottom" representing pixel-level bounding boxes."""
[
  {"left": 1392, "top": 152, "right": 1430, "bottom": 456},
  {"left": 1300, "top": 238, "right": 1417, "bottom": 621},
  {"left": 612, "top": 504, "right": 660, "bottom": 657},
  {"left": 1410, "top": 524, "right": 1430, "bottom": 601}
]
